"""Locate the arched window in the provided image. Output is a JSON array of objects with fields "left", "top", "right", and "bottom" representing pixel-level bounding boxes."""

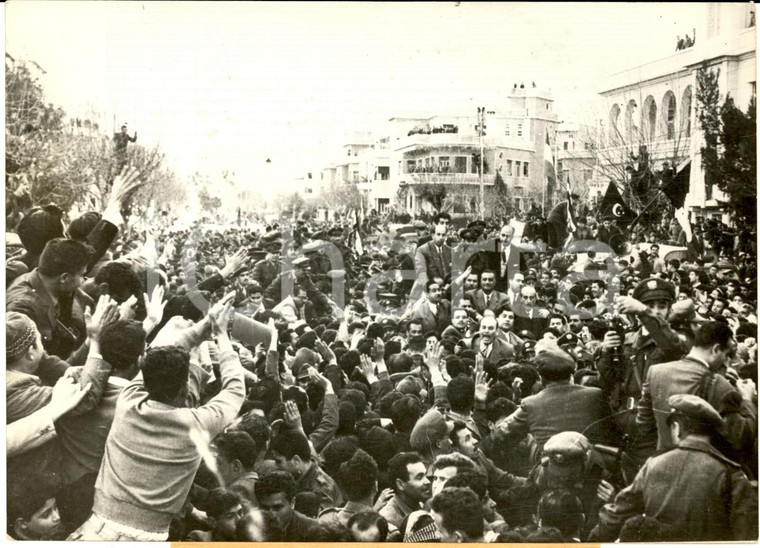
[
  {"left": 681, "top": 86, "right": 693, "bottom": 137},
  {"left": 624, "top": 100, "right": 638, "bottom": 141},
  {"left": 661, "top": 91, "right": 677, "bottom": 140},
  {"left": 642, "top": 96, "right": 657, "bottom": 142},
  {"left": 609, "top": 104, "right": 621, "bottom": 144}
]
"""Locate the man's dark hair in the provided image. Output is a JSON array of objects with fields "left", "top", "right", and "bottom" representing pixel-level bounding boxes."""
[
  {"left": 391, "top": 395, "right": 423, "bottom": 433},
  {"left": 270, "top": 429, "right": 311, "bottom": 461},
  {"left": 141, "top": 345, "right": 190, "bottom": 402},
  {"left": 67, "top": 211, "right": 102, "bottom": 242},
  {"left": 694, "top": 320, "right": 734, "bottom": 350},
  {"left": 347, "top": 511, "right": 389, "bottom": 542},
  {"left": 205, "top": 488, "right": 243, "bottom": 520},
  {"left": 304, "top": 521, "right": 353, "bottom": 542},
  {"left": 447, "top": 375, "right": 475, "bottom": 413},
  {"left": 94, "top": 262, "right": 144, "bottom": 298},
  {"left": 407, "top": 318, "right": 423, "bottom": 332},
  {"left": 100, "top": 320, "right": 145, "bottom": 371},
  {"left": 586, "top": 318, "right": 609, "bottom": 341},
  {"left": 38, "top": 238, "right": 93, "bottom": 278},
  {"left": 338, "top": 449, "right": 378, "bottom": 501},
  {"left": 548, "top": 313, "right": 567, "bottom": 325},
  {"left": 387, "top": 452, "right": 424, "bottom": 491},
  {"left": 7, "top": 473, "right": 59, "bottom": 533},
  {"left": 425, "top": 279, "right": 441, "bottom": 292},
  {"left": 254, "top": 471, "right": 297, "bottom": 502},
  {"left": 668, "top": 258, "right": 681, "bottom": 270},
  {"left": 537, "top": 489, "right": 584, "bottom": 540},
  {"left": 485, "top": 397, "right": 516, "bottom": 423},
  {"left": 337, "top": 401, "right": 357, "bottom": 436},
  {"left": 444, "top": 467, "right": 488, "bottom": 500},
  {"left": 387, "top": 352, "right": 413, "bottom": 375},
  {"left": 430, "top": 487, "right": 484, "bottom": 540},
  {"left": 590, "top": 279, "right": 606, "bottom": 289},
  {"left": 232, "top": 412, "right": 271, "bottom": 449},
  {"left": 449, "top": 420, "right": 469, "bottom": 449},
  {"left": 480, "top": 269, "right": 496, "bottom": 280},
  {"left": 16, "top": 205, "right": 65, "bottom": 255},
  {"left": 215, "top": 431, "right": 259, "bottom": 470},
  {"left": 434, "top": 212, "right": 452, "bottom": 224},
  {"left": 618, "top": 515, "right": 677, "bottom": 542}
]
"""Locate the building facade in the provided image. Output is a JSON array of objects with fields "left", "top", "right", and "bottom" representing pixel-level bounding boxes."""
[
  {"left": 311, "top": 87, "right": 562, "bottom": 218},
  {"left": 594, "top": 3, "right": 755, "bottom": 222}
]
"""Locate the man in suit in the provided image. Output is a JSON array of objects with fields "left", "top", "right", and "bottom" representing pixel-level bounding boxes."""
[
  {"left": 637, "top": 321, "right": 757, "bottom": 464},
  {"left": 252, "top": 236, "right": 282, "bottom": 292},
  {"left": 414, "top": 224, "right": 452, "bottom": 286},
  {"left": 410, "top": 280, "right": 452, "bottom": 337},
  {"left": 465, "top": 270, "right": 510, "bottom": 316},
  {"left": 464, "top": 224, "right": 535, "bottom": 292},
  {"left": 470, "top": 316, "right": 515, "bottom": 366},
  {"left": 417, "top": 212, "right": 452, "bottom": 249},
  {"left": 494, "top": 305, "right": 524, "bottom": 348},
  {"left": 494, "top": 344, "right": 614, "bottom": 463},
  {"left": 513, "top": 285, "right": 549, "bottom": 338}
]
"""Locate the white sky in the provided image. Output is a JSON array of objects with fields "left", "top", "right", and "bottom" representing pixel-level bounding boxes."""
[{"left": 6, "top": 2, "right": 703, "bottom": 191}]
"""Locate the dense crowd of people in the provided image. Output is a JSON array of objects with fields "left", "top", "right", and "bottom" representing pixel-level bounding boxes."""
[{"left": 5, "top": 167, "right": 758, "bottom": 542}]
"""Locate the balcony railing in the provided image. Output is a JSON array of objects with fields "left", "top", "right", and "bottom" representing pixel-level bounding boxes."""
[{"left": 402, "top": 173, "right": 491, "bottom": 185}]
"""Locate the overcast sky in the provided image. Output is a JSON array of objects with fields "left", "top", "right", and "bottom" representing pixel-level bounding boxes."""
[{"left": 6, "top": 2, "right": 703, "bottom": 191}]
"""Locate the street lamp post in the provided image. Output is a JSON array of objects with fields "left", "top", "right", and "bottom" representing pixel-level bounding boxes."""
[{"left": 477, "top": 107, "right": 485, "bottom": 220}]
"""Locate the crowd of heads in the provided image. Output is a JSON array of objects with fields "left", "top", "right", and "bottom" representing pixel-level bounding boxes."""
[{"left": 5, "top": 192, "right": 758, "bottom": 542}]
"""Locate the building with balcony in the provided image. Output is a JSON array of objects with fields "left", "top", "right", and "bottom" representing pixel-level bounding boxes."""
[
  {"left": 388, "top": 87, "right": 559, "bottom": 216},
  {"left": 316, "top": 87, "right": 571, "bottom": 217},
  {"left": 555, "top": 122, "right": 600, "bottom": 205},
  {"left": 594, "top": 3, "right": 755, "bottom": 222}
]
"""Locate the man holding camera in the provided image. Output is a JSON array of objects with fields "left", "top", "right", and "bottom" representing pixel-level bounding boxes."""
[{"left": 596, "top": 277, "right": 690, "bottom": 471}]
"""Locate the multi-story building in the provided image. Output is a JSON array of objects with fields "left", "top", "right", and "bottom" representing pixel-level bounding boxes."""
[
  {"left": 594, "top": 3, "right": 755, "bottom": 222},
  {"left": 316, "top": 86, "right": 562, "bottom": 218},
  {"left": 390, "top": 87, "right": 559, "bottom": 216},
  {"left": 555, "top": 122, "right": 601, "bottom": 206}
]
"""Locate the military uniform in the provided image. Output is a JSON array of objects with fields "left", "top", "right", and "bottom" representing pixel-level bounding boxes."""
[
  {"left": 593, "top": 396, "right": 758, "bottom": 542},
  {"left": 597, "top": 278, "right": 688, "bottom": 468},
  {"left": 6, "top": 269, "right": 93, "bottom": 359},
  {"left": 296, "top": 461, "right": 343, "bottom": 513}
]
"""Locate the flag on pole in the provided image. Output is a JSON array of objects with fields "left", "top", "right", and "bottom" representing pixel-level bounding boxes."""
[
  {"left": 547, "top": 196, "right": 575, "bottom": 250},
  {"left": 544, "top": 131, "right": 556, "bottom": 196},
  {"left": 661, "top": 158, "right": 691, "bottom": 209},
  {"left": 599, "top": 181, "right": 635, "bottom": 227}
]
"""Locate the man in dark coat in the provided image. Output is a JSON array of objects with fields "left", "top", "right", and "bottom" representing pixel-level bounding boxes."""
[
  {"left": 593, "top": 395, "right": 758, "bottom": 542},
  {"left": 495, "top": 344, "right": 614, "bottom": 463},
  {"left": 637, "top": 321, "right": 757, "bottom": 469}
]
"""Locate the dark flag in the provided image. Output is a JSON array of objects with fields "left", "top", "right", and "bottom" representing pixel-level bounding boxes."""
[
  {"left": 661, "top": 158, "right": 690, "bottom": 208},
  {"left": 599, "top": 181, "right": 635, "bottom": 227},
  {"left": 546, "top": 196, "right": 576, "bottom": 249}
]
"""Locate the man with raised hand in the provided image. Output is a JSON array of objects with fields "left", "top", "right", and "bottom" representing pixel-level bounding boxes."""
[{"left": 68, "top": 292, "right": 244, "bottom": 541}]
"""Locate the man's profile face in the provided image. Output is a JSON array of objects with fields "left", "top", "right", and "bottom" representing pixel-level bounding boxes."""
[
  {"left": 257, "top": 492, "right": 293, "bottom": 529},
  {"left": 20, "top": 498, "right": 62, "bottom": 540},
  {"left": 431, "top": 510, "right": 457, "bottom": 543},
  {"left": 216, "top": 504, "right": 244, "bottom": 540},
  {"left": 454, "top": 428, "right": 478, "bottom": 459},
  {"left": 401, "top": 462, "right": 432, "bottom": 503},
  {"left": 272, "top": 452, "right": 298, "bottom": 477},
  {"left": 510, "top": 274, "right": 524, "bottom": 292},
  {"left": 432, "top": 466, "right": 458, "bottom": 498}
]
